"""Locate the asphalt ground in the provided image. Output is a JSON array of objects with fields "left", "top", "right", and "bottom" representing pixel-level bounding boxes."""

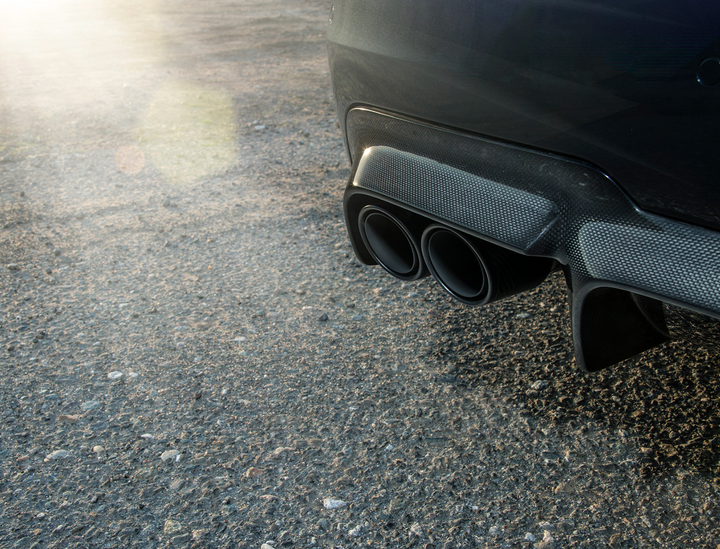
[{"left": 1, "top": 1, "right": 720, "bottom": 548}]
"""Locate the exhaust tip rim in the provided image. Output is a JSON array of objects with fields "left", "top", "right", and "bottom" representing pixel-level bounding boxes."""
[
  {"left": 422, "top": 226, "right": 492, "bottom": 305},
  {"left": 358, "top": 206, "right": 424, "bottom": 281}
]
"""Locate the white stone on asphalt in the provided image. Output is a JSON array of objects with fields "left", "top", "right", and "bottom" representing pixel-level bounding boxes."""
[
  {"left": 271, "top": 447, "right": 293, "bottom": 459},
  {"left": 163, "top": 519, "right": 183, "bottom": 534},
  {"left": 489, "top": 525, "right": 503, "bottom": 536},
  {"left": 322, "top": 498, "right": 347, "bottom": 510},
  {"left": 45, "top": 450, "right": 71, "bottom": 461},
  {"left": 161, "top": 449, "right": 181, "bottom": 462}
]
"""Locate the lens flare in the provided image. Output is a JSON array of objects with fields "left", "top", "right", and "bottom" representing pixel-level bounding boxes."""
[
  {"left": 0, "top": 0, "right": 163, "bottom": 115},
  {"left": 137, "top": 81, "right": 238, "bottom": 185}
]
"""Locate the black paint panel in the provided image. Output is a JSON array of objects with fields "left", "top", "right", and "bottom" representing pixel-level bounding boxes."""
[{"left": 328, "top": 0, "right": 720, "bottom": 230}]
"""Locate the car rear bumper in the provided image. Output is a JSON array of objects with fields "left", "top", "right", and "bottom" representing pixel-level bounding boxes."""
[{"left": 343, "top": 107, "right": 720, "bottom": 370}]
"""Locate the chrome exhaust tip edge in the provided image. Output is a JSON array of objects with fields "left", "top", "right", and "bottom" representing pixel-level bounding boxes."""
[
  {"left": 421, "top": 225, "right": 554, "bottom": 306},
  {"left": 357, "top": 205, "right": 427, "bottom": 281}
]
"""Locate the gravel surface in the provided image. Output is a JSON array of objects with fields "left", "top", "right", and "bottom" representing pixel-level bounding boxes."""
[{"left": 2, "top": 1, "right": 720, "bottom": 548}]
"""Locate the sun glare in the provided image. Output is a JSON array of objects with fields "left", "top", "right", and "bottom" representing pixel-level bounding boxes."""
[
  {"left": 137, "top": 82, "right": 239, "bottom": 186},
  {"left": 1, "top": 0, "right": 239, "bottom": 186},
  {"left": 0, "top": 0, "right": 164, "bottom": 114}
]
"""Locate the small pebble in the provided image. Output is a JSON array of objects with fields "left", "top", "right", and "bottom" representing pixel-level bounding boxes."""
[
  {"left": 323, "top": 498, "right": 347, "bottom": 510},
  {"left": 271, "top": 447, "right": 293, "bottom": 459},
  {"left": 81, "top": 400, "right": 101, "bottom": 411},
  {"left": 160, "top": 449, "right": 181, "bottom": 462},
  {"left": 107, "top": 371, "right": 123, "bottom": 380},
  {"left": 192, "top": 529, "right": 209, "bottom": 540},
  {"left": 45, "top": 450, "right": 71, "bottom": 461},
  {"left": 409, "top": 523, "right": 423, "bottom": 536},
  {"left": 163, "top": 519, "right": 183, "bottom": 535}
]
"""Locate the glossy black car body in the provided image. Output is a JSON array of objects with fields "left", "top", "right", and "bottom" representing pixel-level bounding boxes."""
[{"left": 327, "top": 0, "right": 720, "bottom": 371}]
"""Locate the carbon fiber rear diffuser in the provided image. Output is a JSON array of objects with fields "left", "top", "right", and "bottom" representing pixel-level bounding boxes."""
[{"left": 342, "top": 108, "right": 720, "bottom": 371}]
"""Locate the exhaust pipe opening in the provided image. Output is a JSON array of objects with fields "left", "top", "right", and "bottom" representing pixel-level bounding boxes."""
[
  {"left": 422, "top": 225, "right": 554, "bottom": 306},
  {"left": 424, "top": 229, "right": 488, "bottom": 302},
  {"left": 358, "top": 206, "right": 425, "bottom": 280}
]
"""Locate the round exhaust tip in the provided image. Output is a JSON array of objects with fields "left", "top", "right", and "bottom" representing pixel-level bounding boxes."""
[
  {"left": 358, "top": 206, "right": 423, "bottom": 280},
  {"left": 423, "top": 226, "right": 490, "bottom": 304}
]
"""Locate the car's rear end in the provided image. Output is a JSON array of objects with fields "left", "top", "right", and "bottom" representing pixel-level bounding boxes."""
[{"left": 327, "top": 0, "right": 720, "bottom": 371}]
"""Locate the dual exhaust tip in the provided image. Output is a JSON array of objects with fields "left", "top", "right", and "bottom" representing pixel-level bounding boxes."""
[{"left": 358, "top": 205, "right": 553, "bottom": 305}]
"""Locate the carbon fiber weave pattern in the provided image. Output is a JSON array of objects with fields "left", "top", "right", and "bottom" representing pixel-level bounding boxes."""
[
  {"left": 346, "top": 108, "right": 720, "bottom": 317},
  {"left": 354, "top": 147, "right": 558, "bottom": 252}
]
